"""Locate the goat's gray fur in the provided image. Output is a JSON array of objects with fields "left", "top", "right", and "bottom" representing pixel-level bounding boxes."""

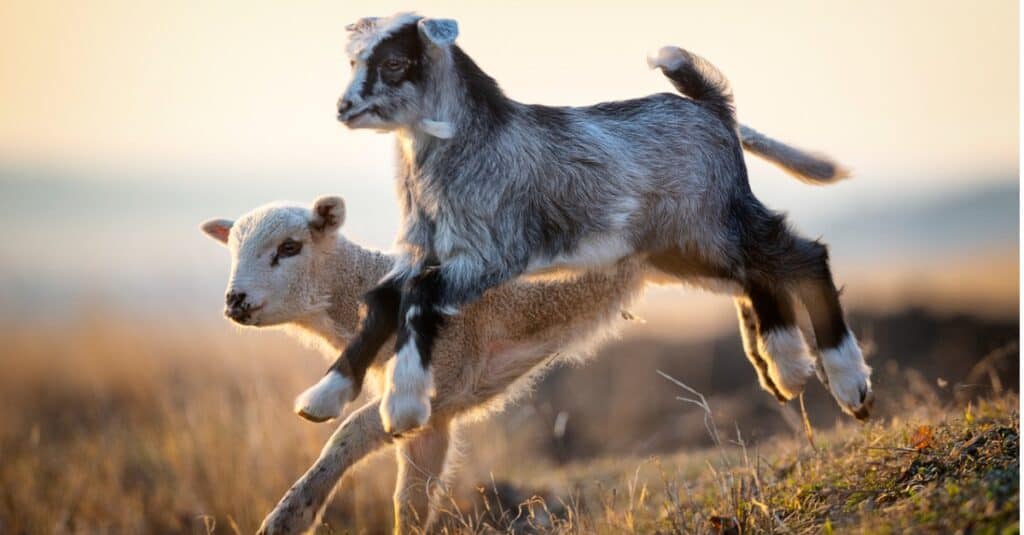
[{"left": 330, "top": 13, "right": 873, "bottom": 434}]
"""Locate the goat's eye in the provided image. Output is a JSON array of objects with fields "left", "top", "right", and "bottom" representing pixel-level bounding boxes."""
[
  {"left": 349, "top": 59, "right": 355, "bottom": 68},
  {"left": 276, "top": 239, "right": 303, "bottom": 259},
  {"left": 383, "top": 58, "right": 405, "bottom": 71}
]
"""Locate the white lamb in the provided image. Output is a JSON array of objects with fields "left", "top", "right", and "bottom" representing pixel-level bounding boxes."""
[{"left": 202, "top": 196, "right": 649, "bottom": 534}]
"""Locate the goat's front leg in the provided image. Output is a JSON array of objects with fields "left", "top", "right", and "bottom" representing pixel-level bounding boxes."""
[
  {"left": 382, "top": 260, "right": 513, "bottom": 435},
  {"left": 393, "top": 419, "right": 453, "bottom": 534},
  {"left": 258, "top": 399, "right": 392, "bottom": 535},
  {"left": 294, "top": 277, "right": 403, "bottom": 422}
]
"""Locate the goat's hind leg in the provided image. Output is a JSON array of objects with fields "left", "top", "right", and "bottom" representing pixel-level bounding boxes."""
[
  {"left": 734, "top": 297, "right": 787, "bottom": 402},
  {"left": 647, "top": 248, "right": 803, "bottom": 401},
  {"left": 746, "top": 283, "right": 816, "bottom": 400},
  {"left": 794, "top": 247, "right": 873, "bottom": 419}
]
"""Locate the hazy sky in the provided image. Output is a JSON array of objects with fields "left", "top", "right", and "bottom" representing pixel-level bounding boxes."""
[
  {"left": 1, "top": 0, "right": 1017, "bottom": 180},
  {"left": 0, "top": 1, "right": 1018, "bottom": 329}
]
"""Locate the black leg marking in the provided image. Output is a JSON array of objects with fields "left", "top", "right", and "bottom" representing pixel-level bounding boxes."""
[
  {"left": 799, "top": 271, "right": 848, "bottom": 352},
  {"left": 747, "top": 282, "right": 798, "bottom": 337},
  {"left": 327, "top": 280, "right": 402, "bottom": 395},
  {"left": 395, "top": 267, "right": 447, "bottom": 369}
]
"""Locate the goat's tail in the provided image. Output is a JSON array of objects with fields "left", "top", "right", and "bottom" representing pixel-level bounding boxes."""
[
  {"left": 737, "top": 124, "right": 850, "bottom": 184},
  {"left": 649, "top": 46, "right": 849, "bottom": 185},
  {"left": 648, "top": 46, "right": 735, "bottom": 128}
]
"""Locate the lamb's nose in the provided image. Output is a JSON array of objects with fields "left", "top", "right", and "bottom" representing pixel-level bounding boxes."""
[
  {"left": 225, "top": 291, "right": 246, "bottom": 308},
  {"left": 337, "top": 98, "right": 352, "bottom": 115}
]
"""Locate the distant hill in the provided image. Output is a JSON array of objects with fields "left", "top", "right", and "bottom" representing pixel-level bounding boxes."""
[{"left": 817, "top": 181, "right": 1018, "bottom": 259}]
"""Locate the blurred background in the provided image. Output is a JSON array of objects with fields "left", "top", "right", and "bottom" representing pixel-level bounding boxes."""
[{"left": 0, "top": 1, "right": 1018, "bottom": 533}]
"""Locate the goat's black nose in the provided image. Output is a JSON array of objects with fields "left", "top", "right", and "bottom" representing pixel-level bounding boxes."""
[
  {"left": 337, "top": 98, "right": 352, "bottom": 115},
  {"left": 225, "top": 291, "right": 246, "bottom": 308}
]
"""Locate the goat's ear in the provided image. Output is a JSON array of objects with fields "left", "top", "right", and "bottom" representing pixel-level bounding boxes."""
[
  {"left": 309, "top": 195, "right": 346, "bottom": 237},
  {"left": 418, "top": 18, "right": 458, "bottom": 48},
  {"left": 200, "top": 219, "right": 233, "bottom": 245}
]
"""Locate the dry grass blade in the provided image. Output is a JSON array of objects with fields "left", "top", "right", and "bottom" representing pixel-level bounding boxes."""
[{"left": 657, "top": 369, "right": 721, "bottom": 447}]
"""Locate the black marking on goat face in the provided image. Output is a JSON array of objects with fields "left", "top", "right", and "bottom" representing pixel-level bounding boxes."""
[{"left": 360, "top": 24, "right": 425, "bottom": 99}]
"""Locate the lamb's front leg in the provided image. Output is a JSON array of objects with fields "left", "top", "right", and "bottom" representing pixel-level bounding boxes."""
[
  {"left": 295, "top": 279, "right": 402, "bottom": 422},
  {"left": 258, "top": 400, "right": 392, "bottom": 535},
  {"left": 382, "top": 261, "right": 512, "bottom": 435}
]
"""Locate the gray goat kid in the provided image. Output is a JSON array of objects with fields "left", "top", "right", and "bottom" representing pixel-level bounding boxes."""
[{"left": 298, "top": 13, "right": 872, "bottom": 435}]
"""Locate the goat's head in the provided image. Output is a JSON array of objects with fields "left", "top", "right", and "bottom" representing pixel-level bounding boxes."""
[
  {"left": 337, "top": 13, "right": 460, "bottom": 138},
  {"left": 200, "top": 196, "right": 346, "bottom": 326}
]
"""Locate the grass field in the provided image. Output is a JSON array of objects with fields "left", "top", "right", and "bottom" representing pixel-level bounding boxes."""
[{"left": 0, "top": 316, "right": 1018, "bottom": 534}]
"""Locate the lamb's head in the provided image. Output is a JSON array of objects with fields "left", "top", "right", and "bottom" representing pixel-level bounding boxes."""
[
  {"left": 201, "top": 196, "right": 346, "bottom": 327},
  {"left": 337, "top": 13, "right": 465, "bottom": 139}
]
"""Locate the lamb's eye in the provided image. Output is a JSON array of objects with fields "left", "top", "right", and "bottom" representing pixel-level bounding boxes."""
[
  {"left": 349, "top": 59, "right": 355, "bottom": 68},
  {"left": 383, "top": 58, "right": 405, "bottom": 71},
  {"left": 276, "top": 239, "right": 302, "bottom": 259}
]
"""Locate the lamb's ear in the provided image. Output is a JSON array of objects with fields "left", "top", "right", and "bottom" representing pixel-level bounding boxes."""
[
  {"left": 417, "top": 18, "right": 458, "bottom": 48},
  {"left": 200, "top": 219, "right": 233, "bottom": 245},
  {"left": 309, "top": 195, "right": 346, "bottom": 237}
]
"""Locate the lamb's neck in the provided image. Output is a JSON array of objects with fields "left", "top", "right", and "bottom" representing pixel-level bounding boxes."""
[{"left": 290, "top": 237, "right": 394, "bottom": 349}]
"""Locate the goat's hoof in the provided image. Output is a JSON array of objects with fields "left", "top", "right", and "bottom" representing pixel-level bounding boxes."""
[
  {"left": 760, "top": 328, "right": 816, "bottom": 400},
  {"left": 832, "top": 379, "right": 875, "bottom": 421},
  {"left": 294, "top": 371, "right": 354, "bottom": 423},
  {"left": 257, "top": 511, "right": 311, "bottom": 535},
  {"left": 820, "top": 335, "right": 874, "bottom": 420},
  {"left": 381, "top": 390, "right": 431, "bottom": 435}
]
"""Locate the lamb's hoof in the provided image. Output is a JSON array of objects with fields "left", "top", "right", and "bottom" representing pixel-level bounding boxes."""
[
  {"left": 293, "top": 371, "right": 354, "bottom": 423},
  {"left": 381, "top": 389, "right": 431, "bottom": 436},
  {"left": 257, "top": 506, "right": 300, "bottom": 535},
  {"left": 820, "top": 334, "right": 874, "bottom": 420}
]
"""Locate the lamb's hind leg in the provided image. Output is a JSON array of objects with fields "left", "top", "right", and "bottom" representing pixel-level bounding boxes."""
[
  {"left": 394, "top": 419, "right": 453, "bottom": 534},
  {"left": 258, "top": 400, "right": 392, "bottom": 535}
]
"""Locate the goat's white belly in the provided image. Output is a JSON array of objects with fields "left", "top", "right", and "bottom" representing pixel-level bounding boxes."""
[{"left": 525, "top": 232, "right": 634, "bottom": 276}]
